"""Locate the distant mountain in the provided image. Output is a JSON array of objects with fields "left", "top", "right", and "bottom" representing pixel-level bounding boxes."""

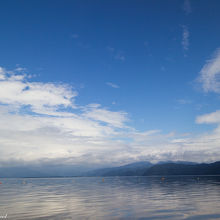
[
  {"left": 157, "top": 161, "right": 198, "bottom": 165},
  {"left": 0, "top": 167, "right": 45, "bottom": 178},
  {"left": 85, "top": 161, "right": 201, "bottom": 177},
  {"left": 85, "top": 161, "right": 153, "bottom": 176},
  {"left": 1, "top": 161, "right": 219, "bottom": 177},
  {"left": 0, "top": 165, "right": 91, "bottom": 178},
  {"left": 144, "top": 161, "right": 220, "bottom": 176}
]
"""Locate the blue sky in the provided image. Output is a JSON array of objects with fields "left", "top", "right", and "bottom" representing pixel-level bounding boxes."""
[{"left": 0, "top": 0, "right": 220, "bottom": 166}]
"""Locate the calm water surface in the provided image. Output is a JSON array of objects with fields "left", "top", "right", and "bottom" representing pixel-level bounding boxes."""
[{"left": 0, "top": 176, "right": 220, "bottom": 219}]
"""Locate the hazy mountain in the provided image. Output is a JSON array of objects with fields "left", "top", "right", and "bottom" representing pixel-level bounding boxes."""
[
  {"left": 157, "top": 161, "right": 198, "bottom": 165},
  {"left": 144, "top": 161, "right": 220, "bottom": 176},
  {"left": 0, "top": 162, "right": 153, "bottom": 178},
  {"left": 0, "top": 167, "right": 45, "bottom": 178},
  {"left": 1, "top": 161, "right": 219, "bottom": 177},
  {"left": 0, "top": 165, "right": 91, "bottom": 178},
  {"left": 85, "top": 161, "right": 153, "bottom": 176},
  {"left": 85, "top": 161, "right": 200, "bottom": 177}
]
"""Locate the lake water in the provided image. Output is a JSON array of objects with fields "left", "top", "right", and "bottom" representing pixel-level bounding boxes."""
[{"left": 0, "top": 176, "right": 220, "bottom": 219}]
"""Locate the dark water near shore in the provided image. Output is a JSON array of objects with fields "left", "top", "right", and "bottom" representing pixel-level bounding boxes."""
[{"left": 0, "top": 176, "right": 220, "bottom": 219}]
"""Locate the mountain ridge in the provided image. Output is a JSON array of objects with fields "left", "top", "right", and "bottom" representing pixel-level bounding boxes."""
[
  {"left": 0, "top": 161, "right": 219, "bottom": 177},
  {"left": 144, "top": 161, "right": 220, "bottom": 176}
]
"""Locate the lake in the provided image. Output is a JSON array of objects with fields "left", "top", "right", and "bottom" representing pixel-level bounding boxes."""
[{"left": 0, "top": 176, "right": 220, "bottom": 219}]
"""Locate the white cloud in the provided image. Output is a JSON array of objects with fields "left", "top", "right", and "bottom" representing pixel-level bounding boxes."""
[
  {"left": 0, "top": 67, "right": 6, "bottom": 79},
  {"left": 198, "top": 48, "right": 220, "bottom": 93},
  {"left": 0, "top": 66, "right": 131, "bottom": 165},
  {"left": 83, "top": 106, "right": 127, "bottom": 128},
  {"left": 182, "top": 25, "right": 189, "bottom": 54},
  {"left": 0, "top": 68, "right": 77, "bottom": 116},
  {"left": 106, "top": 82, "right": 120, "bottom": 89},
  {"left": 196, "top": 110, "right": 220, "bottom": 124},
  {"left": 0, "top": 105, "right": 121, "bottom": 162},
  {"left": 0, "top": 66, "right": 220, "bottom": 167}
]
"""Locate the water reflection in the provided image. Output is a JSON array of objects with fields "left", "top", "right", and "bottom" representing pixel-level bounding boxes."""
[{"left": 0, "top": 176, "right": 220, "bottom": 219}]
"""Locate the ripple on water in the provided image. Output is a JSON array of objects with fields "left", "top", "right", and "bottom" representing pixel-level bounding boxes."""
[{"left": 0, "top": 176, "right": 220, "bottom": 219}]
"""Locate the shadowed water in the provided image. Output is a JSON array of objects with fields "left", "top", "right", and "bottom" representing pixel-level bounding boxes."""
[{"left": 0, "top": 176, "right": 220, "bottom": 219}]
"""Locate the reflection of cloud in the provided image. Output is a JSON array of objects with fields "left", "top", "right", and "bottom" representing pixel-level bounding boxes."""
[{"left": 3, "top": 175, "right": 220, "bottom": 219}]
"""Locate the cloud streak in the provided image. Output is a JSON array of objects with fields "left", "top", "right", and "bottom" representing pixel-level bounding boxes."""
[
  {"left": 177, "top": 99, "right": 192, "bottom": 105},
  {"left": 182, "top": 25, "right": 189, "bottom": 55},
  {"left": 106, "top": 82, "right": 120, "bottom": 89},
  {"left": 183, "top": 0, "right": 192, "bottom": 15}
]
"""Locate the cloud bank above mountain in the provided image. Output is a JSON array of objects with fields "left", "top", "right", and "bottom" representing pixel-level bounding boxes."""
[{"left": 0, "top": 61, "right": 220, "bottom": 168}]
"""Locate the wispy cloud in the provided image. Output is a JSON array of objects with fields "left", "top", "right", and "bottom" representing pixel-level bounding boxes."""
[
  {"left": 70, "top": 34, "right": 91, "bottom": 49},
  {"left": 182, "top": 25, "right": 189, "bottom": 55},
  {"left": 71, "top": 34, "right": 79, "bottom": 39},
  {"left": 198, "top": 48, "right": 220, "bottom": 93},
  {"left": 115, "top": 53, "right": 125, "bottom": 61},
  {"left": 144, "top": 41, "right": 149, "bottom": 47},
  {"left": 83, "top": 106, "right": 127, "bottom": 128},
  {"left": 183, "top": 0, "right": 192, "bottom": 15},
  {"left": 107, "top": 46, "right": 125, "bottom": 61},
  {"left": 106, "top": 46, "right": 115, "bottom": 52},
  {"left": 177, "top": 99, "right": 192, "bottom": 105},
  {"left": 106, "top": 82, "right": 120, "bottom": 89}
]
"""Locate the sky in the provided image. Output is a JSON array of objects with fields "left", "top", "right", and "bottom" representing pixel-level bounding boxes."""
[{"left": 0, "top": 0, "right": 220, "bottom": 167}]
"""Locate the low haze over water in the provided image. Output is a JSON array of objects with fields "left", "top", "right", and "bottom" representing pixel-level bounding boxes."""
[{"left": 1, "top": 176, "right": 220, "bottom": 219}]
